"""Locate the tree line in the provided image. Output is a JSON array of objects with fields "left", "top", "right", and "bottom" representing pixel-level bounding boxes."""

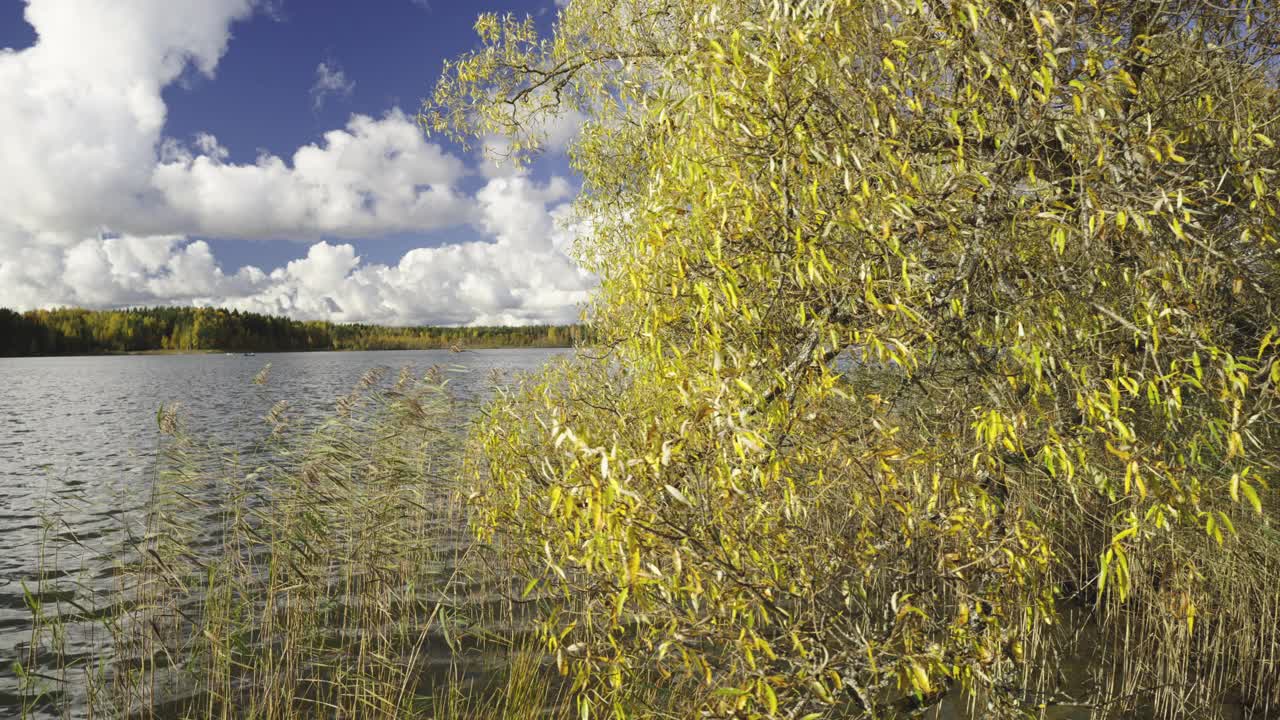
[{"left": 0, "top": 306, "right": 583, "bottom": 356}]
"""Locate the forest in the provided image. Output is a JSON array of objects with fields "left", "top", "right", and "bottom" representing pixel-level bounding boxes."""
[{"left": 0, "top": 306, "right": 581, "bottom": 355}]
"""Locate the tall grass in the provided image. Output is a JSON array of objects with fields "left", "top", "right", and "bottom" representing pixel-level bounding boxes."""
[{"left": 21, "top": 365, "right": 572, "bottom": 720}]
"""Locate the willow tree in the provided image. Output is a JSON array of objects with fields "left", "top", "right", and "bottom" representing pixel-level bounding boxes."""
[{"left": 429, "top": 1, "right": 1280, "bottom": 717}]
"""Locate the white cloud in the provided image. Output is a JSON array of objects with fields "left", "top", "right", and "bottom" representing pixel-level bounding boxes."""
[
  {"left": 0, "top": 177, "right": 593, "bottom": 325},
  {"left": 311, "top": 61, "right": 355, "bottom": 110},
  {"left": 233, "top": 178, "right": 593, "bottom": 325},
  {"left": 3, "top": 1, "right": 465, "bottom": 241},
  {"left": 0, "top": 227, "right": 264, "bottom": 311},
  {"left": 0, "top": 0, "right": 257, "bottom": 235},
  {"left": 153, "top": 110, "right": 473, "bottom": 238},
  {"left": 0, "top": 0, "right": 594, "bottom": 325}
]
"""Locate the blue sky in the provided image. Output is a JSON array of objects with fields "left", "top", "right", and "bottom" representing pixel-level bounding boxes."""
[{"left": 0, "top": 0, "right": 590, "bottom": 325}]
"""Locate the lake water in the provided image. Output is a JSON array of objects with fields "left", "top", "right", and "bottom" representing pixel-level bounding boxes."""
[{"left": 0, "top": 349, "right": 565, "bottom": 716}]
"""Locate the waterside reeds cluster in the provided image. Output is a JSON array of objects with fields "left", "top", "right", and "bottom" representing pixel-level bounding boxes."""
[{"left": 19, "top": 365, "right": 573, "bottom": 719}]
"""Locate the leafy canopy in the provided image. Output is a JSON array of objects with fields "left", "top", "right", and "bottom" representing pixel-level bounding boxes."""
[{"left": 430, "top": 0, "right": 1280, "bottom": 717}]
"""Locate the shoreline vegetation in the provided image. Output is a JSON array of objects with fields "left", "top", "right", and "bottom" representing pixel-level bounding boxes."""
[
  {"left": 22, "top": 368, "right": 578, "bottom": 720},
  {"left": 0, "top": 306, "right": 583, "bottom": 357}
]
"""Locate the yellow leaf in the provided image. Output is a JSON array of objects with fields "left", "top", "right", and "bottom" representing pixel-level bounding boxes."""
[{"left": 664, "top": 484, "right": 693, "bottom": 507}]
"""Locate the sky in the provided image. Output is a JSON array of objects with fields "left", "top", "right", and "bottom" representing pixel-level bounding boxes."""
[{"left": 0, "top": 0, "right": 591, "bottom": 326}]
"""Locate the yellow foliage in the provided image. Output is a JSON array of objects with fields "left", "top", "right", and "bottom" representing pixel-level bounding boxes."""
[{"left": 430, "top": 1, "right": 1280, "bottom": 717}]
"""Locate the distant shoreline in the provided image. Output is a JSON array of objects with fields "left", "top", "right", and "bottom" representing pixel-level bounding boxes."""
[
  {"left": 1, "top": 305, "right": 586, "bottom": 357},
  {"left": 1, "top": 344, "right": 575, "bottom": 359}
]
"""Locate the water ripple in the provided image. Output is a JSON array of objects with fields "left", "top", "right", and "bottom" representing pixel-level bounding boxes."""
[{"left": 0, "top": 348, "right": 563, "bottom": 718}]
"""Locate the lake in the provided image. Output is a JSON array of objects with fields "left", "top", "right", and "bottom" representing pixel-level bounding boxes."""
[{"left": 0, "top": 349, "right": 566, "bottom": 716}]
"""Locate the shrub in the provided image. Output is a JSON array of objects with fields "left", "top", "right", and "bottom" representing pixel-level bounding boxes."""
[{"left": 432, "top": 1, "right": 1280, "bottom": 717}]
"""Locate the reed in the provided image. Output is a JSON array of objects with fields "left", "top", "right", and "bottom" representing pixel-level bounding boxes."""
[{"left": 22, "top": 365, "right": 573, "bottom": 720}]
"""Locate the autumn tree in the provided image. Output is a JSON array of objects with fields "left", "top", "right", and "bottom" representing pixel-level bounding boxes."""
[{"left": 432, "top": 0, "right": 1280, "bottom": 717}]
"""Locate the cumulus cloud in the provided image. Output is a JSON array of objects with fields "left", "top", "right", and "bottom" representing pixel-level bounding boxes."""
[
  {"left": 0, "top": 228, "right": 266, "bottom": 312},
  {"left": 0, "top": 177, "right": 593, "bottom": 326},
  {"left": 0, "top": 0, "right": 257, "bottom": 234},
  {"left": 0, "top": 1, "right": 469, "bottom": 240},
  {"left": 311, "top": 61, "right": 355, "bottom": 110},
  {"left": 0, "top": 0, "right": 595, "bottom": 325},
  {"left": 234, "top": 185, "right": 593, "bottom": 326},
  {"left": 153, "top": 110, "right": 473, "bottom": 239}
]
